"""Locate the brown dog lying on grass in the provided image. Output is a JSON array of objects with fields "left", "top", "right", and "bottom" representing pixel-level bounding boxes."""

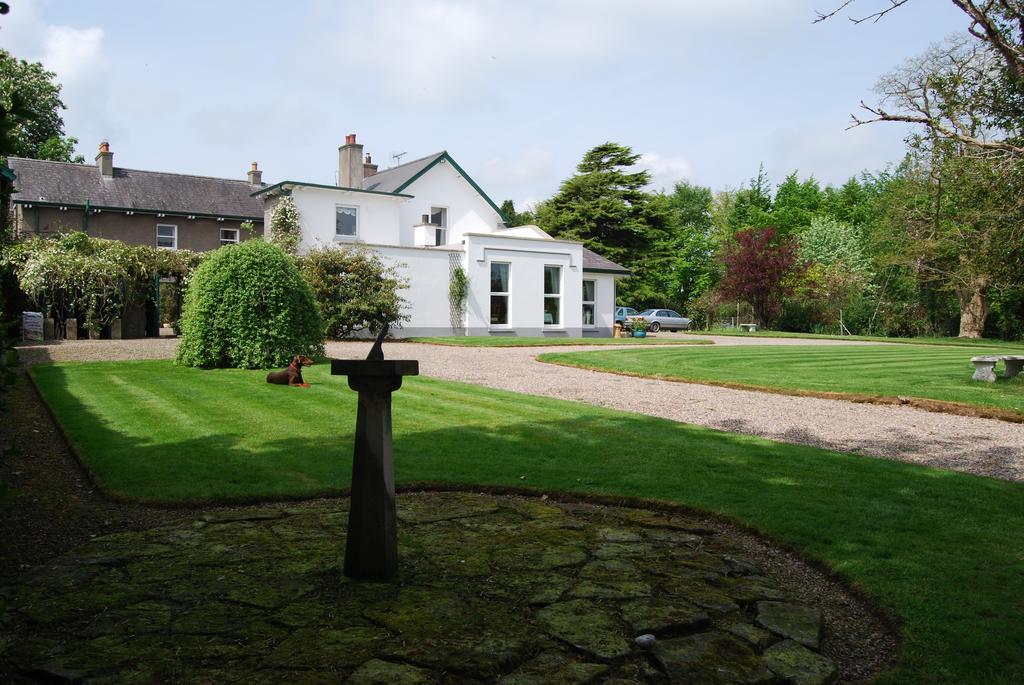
[{"left": 266, "top": 355, "right": 313, "bottom": 387}]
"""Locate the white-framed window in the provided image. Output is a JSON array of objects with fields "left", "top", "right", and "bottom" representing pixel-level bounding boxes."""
[
  {"left": 543, "top": 265, "right": 561, "bottom": 326},
  {"left": 335, "top": 205, "right": 358, "bottom": 239},
  {"left": 582, "top": 279, "right": 596, "bottom": 327},
  {"left": 429, "top": 206, "right": 447, "bottom": 246},
  {"left": 156, "top": 224, "right": 177, "bottom": 250},
  {"left": 490, "top": 262, "right": 510, "bottom": 326},
  {"left": 220, "top": 228, "right": 239, "bottom": 245}
]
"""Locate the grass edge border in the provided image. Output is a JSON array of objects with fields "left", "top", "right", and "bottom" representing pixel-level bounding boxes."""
[{"left": 537, "top": 356, "right": 1024, "bottom": 424}]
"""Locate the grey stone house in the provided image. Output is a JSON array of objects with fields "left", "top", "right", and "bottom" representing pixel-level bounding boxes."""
[{"left": 8, "top": 142, "right": 265, "bottom": 250}]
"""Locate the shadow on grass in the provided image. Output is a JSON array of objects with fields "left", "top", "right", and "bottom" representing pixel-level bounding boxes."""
[{"left": 27, "top": 361, "right": 1024, "bottom": 683}]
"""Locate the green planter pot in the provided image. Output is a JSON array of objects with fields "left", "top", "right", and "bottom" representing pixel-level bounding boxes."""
[{"left": 633, "top": 330, "right": 647, "bottom": 338}]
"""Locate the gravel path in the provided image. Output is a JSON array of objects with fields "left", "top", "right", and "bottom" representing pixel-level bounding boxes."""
[{"left": 17, "top": 336, "right": 1024, "bottom": 482}]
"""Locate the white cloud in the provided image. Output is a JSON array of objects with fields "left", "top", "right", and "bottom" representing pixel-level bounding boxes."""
[
  {"left": 2, "top": 0, "right": 113, "bottom": 155},
  {"left": 295, "top": 0, "right": 803, "bottom": 109},
  {"left": 479, "top": 148, "right": 555, "bottom": 187},
  {"left": 639, "top": 152, "right": 693, "bottom": 191}
]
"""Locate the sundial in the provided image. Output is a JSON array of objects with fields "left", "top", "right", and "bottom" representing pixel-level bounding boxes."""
[{"left": 331, "top": 324, "right": 418, "bottom": 580}]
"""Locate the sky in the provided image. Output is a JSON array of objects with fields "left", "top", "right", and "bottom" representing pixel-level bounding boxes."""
[{"left": 2, "top": 0, "right": 967, "bottom": 210}]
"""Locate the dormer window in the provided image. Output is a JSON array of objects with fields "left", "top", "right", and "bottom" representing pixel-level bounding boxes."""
[
  {"left": 429, "top": 206, "right": 447, "bottom": 246},
  {"left": 335, "top": 205, "right": 358, "bottom": 239}
]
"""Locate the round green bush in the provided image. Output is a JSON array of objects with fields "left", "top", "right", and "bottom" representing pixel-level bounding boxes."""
[{"left": 176, "top": 240, "right": 324, "bottom": 369}]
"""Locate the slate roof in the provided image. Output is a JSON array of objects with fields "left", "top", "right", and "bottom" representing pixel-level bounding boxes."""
[
  {"left": 582, "top": 247, "right": 630, "bottom": 274},
  {"left": 362, "top": 152, "right": 445, "bottom": 193},
  {"left": 7, "top": 157, "right": 265, "bottom": 219}
]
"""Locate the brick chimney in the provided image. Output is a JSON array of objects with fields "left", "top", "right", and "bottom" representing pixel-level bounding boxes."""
[
  {"left": 363, "top": 153, "right": 378, "bottom": 179},
  {"left": 338, "top": 133, "right": 363, "bottom": 188},
  {"left": 95, "top": 140, "right": 113, "bottom": 178},
  {"left": 247, "top": 162, "right": 263, "bottom": 186}
]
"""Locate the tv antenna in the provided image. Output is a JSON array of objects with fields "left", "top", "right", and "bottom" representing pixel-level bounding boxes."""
[{"left": 390, "top": 151, "right": 407, "bottom": 167}]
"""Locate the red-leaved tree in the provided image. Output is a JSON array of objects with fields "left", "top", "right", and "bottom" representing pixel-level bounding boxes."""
[{"left": 716, "top": 227, "right": 805, "bottom": 328}]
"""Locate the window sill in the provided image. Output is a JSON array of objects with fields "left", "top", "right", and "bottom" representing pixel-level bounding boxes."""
[{"left": 333, "top": 235, "right": 358, "bottom": 241}]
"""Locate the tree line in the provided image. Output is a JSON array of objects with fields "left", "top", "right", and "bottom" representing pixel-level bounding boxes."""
[{"left": 502, "top": 2, "right": 1024, "bottom": 340}]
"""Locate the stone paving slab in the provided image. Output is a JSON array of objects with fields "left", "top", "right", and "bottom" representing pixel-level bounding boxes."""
[{"left": 0, "top": 492, "right": 839, "bottom": 684}]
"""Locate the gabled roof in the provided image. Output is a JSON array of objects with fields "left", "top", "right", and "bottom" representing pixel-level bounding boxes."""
[
  {"left": 582, "top": 247, "right": 630, "bottom": 275},
  {"left": 251, "top": 180, "right": 413, "bottom": 199},
  {"left": 7, "top": 157, "right": 264, "bottom": 220},
  {"left": 362, "top": 152, "right": 445, "bottom": 193},
  {"left": 363, "top": 151, "right": 508, "bottom": 223}
]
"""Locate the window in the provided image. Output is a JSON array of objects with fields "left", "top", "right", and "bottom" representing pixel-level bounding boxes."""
[
  {"left": 335, "top": 205, "right": 358, "bottom": 238},
  {"left": 582, "top": 280, "right": 596, "bottom": 327},
  {"left": 543, "top": 265, "right": 561, "bottom": 326},
  {"left": 220, "top": 228, "right": 239, "bottom": 245},
  {"left": 156, "top": 224, "right": 177, "bottom": 250},
  {"left": 429, "top": 206, "right": 447, "bottom": 246},
  {"left": 490, "top": 262, "right": 510, "bottom": 326}
]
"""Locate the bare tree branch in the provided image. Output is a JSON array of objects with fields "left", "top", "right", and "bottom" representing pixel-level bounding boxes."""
[{"left": 813, "top": 0, "right": 911, "bottom": 24}]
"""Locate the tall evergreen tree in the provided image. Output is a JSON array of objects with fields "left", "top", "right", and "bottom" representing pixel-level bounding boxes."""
[{"left": 535, "top": 142, "right": 673, "bottom": 305}]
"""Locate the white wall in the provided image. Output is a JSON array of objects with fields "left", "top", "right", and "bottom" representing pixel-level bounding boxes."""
[
  {"left": 583, "top": 272, "right": 620, "bottom": 337},
  {"left": 375, "top": 245, "right": 462, "bottom": 337},
  {"left": 463, "top": 233, "right": 583, "bottom": 337},
  {"left": 398, "top": 160, "right": 503, "bottom": 246},
  {"left": 289, "top": 186, "right": 406, "bottom": 253}
]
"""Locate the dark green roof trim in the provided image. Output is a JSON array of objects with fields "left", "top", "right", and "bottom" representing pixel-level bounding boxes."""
[
  {"left": 251, "top": 180, "right": 414, "bottom": 199},
  {"left": 12, "top": 198, "right": 262, "bottom": 222},
  {"left": 392, "top": 152, "right": 509, "bottom": 224},
  {"left": 0, "top": 165, "right": 15, "bottom": 182},
  {"left": 582, "top": 267, "right": 632, "bottom": 275}
]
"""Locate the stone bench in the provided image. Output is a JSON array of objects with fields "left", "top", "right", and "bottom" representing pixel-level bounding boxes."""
[
  {"left": 971, "top": 355, "right": 1024, "bottom": 382},
  {"left": 739, "top": 323, "right": 757, "bottom": 333}
]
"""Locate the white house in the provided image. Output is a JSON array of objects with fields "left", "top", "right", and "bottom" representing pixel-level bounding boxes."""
[{"left": 253, "top": 135, "right": 629, "bottom": 337}]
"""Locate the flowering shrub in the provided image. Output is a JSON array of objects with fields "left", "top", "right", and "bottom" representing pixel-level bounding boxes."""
[
  {"left": 1, "top": 232, "right": 200, "bottom": 333},
  {"left": 268, "top": 196, "right": 301, "bottom": 255}
]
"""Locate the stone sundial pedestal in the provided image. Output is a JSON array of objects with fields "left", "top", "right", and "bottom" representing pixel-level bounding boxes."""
[{"left": 331, "top": 325, "right": 418, "bottom": 580}]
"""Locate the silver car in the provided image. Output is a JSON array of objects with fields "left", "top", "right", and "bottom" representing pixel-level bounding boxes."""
[{"left": 634, "top": 308, "right": 691, "bottom": 332}]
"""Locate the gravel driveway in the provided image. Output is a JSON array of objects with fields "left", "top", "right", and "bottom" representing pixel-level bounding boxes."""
[{"left": 17, "top": 336, "right": 1024, "bottom": 482}]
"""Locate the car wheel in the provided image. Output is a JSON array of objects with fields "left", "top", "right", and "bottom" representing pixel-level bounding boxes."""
[{"left": 649, "top": 322, "right": 661, "bottom": 332}]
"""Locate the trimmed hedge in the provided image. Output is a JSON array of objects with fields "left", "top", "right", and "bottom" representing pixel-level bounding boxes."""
[{"left": 176, "top": 240, "right": 323, "bottom": 369}]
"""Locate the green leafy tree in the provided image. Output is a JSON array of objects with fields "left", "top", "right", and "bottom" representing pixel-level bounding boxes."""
[
  {"left": 0, "top": 50, "right": 82, "bottom": 162},
  {"left": 799, "top": 216, "right": 872, "bottom": 276},
  {"left": 727, "top": 164, "right": 773, "bottom": 231},
  {"left": 771, "top": 173, "right": 822, "bottom": 237},
  {"left": 499, "top": 199, "right": 534, "bottom": 227},
  {"left": 884, "top": 146, "right": 1024, "bottom": 338},
  {"left": 661, "top": 181, "right": 717, "bottom": 310},
  {"left": 268, "top": 196, "right": 302, "bottom": 255},
  {"left": 176, "top": 240, "right": 323, "bottom": 368},
  {"left": 298, "top": 245, "right": 408, "bottom": 338},
  {"left": 534, "top": 142, "right": 674, "bottom": 305}
]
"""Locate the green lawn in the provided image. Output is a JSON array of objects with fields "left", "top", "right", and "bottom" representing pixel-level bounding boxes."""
[
  {"left": 691, "top": 328, "right": 1024, "bottom": 351},
  {"left": 406, "top": 336, "right": 708, "bottom": 347},
  {"left": 540, "top": 344, "right": 1024, "bottom": 418},
  {"left": 29, "top": 360, "right": 1024, "bottom": 684}
]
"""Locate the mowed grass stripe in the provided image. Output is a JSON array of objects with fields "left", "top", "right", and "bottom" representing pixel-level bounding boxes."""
[{"left": 540, "top": 344, "right": 1024, "bottom": 415}]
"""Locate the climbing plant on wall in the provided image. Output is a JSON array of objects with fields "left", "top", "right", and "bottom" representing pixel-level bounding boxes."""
[
  {"left": 448, "top": 260, "right": 468, "bottom": 334},
  {"left": 268, "top": 196, "right": 302, "bottom": 255},
  {"left": 1, "top": 233, "right": 201, "bottom": 335}
]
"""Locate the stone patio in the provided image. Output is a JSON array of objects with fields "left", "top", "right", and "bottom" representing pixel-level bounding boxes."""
[{"left": 0, "top": 492, "right": 842, "bottom": 684}]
